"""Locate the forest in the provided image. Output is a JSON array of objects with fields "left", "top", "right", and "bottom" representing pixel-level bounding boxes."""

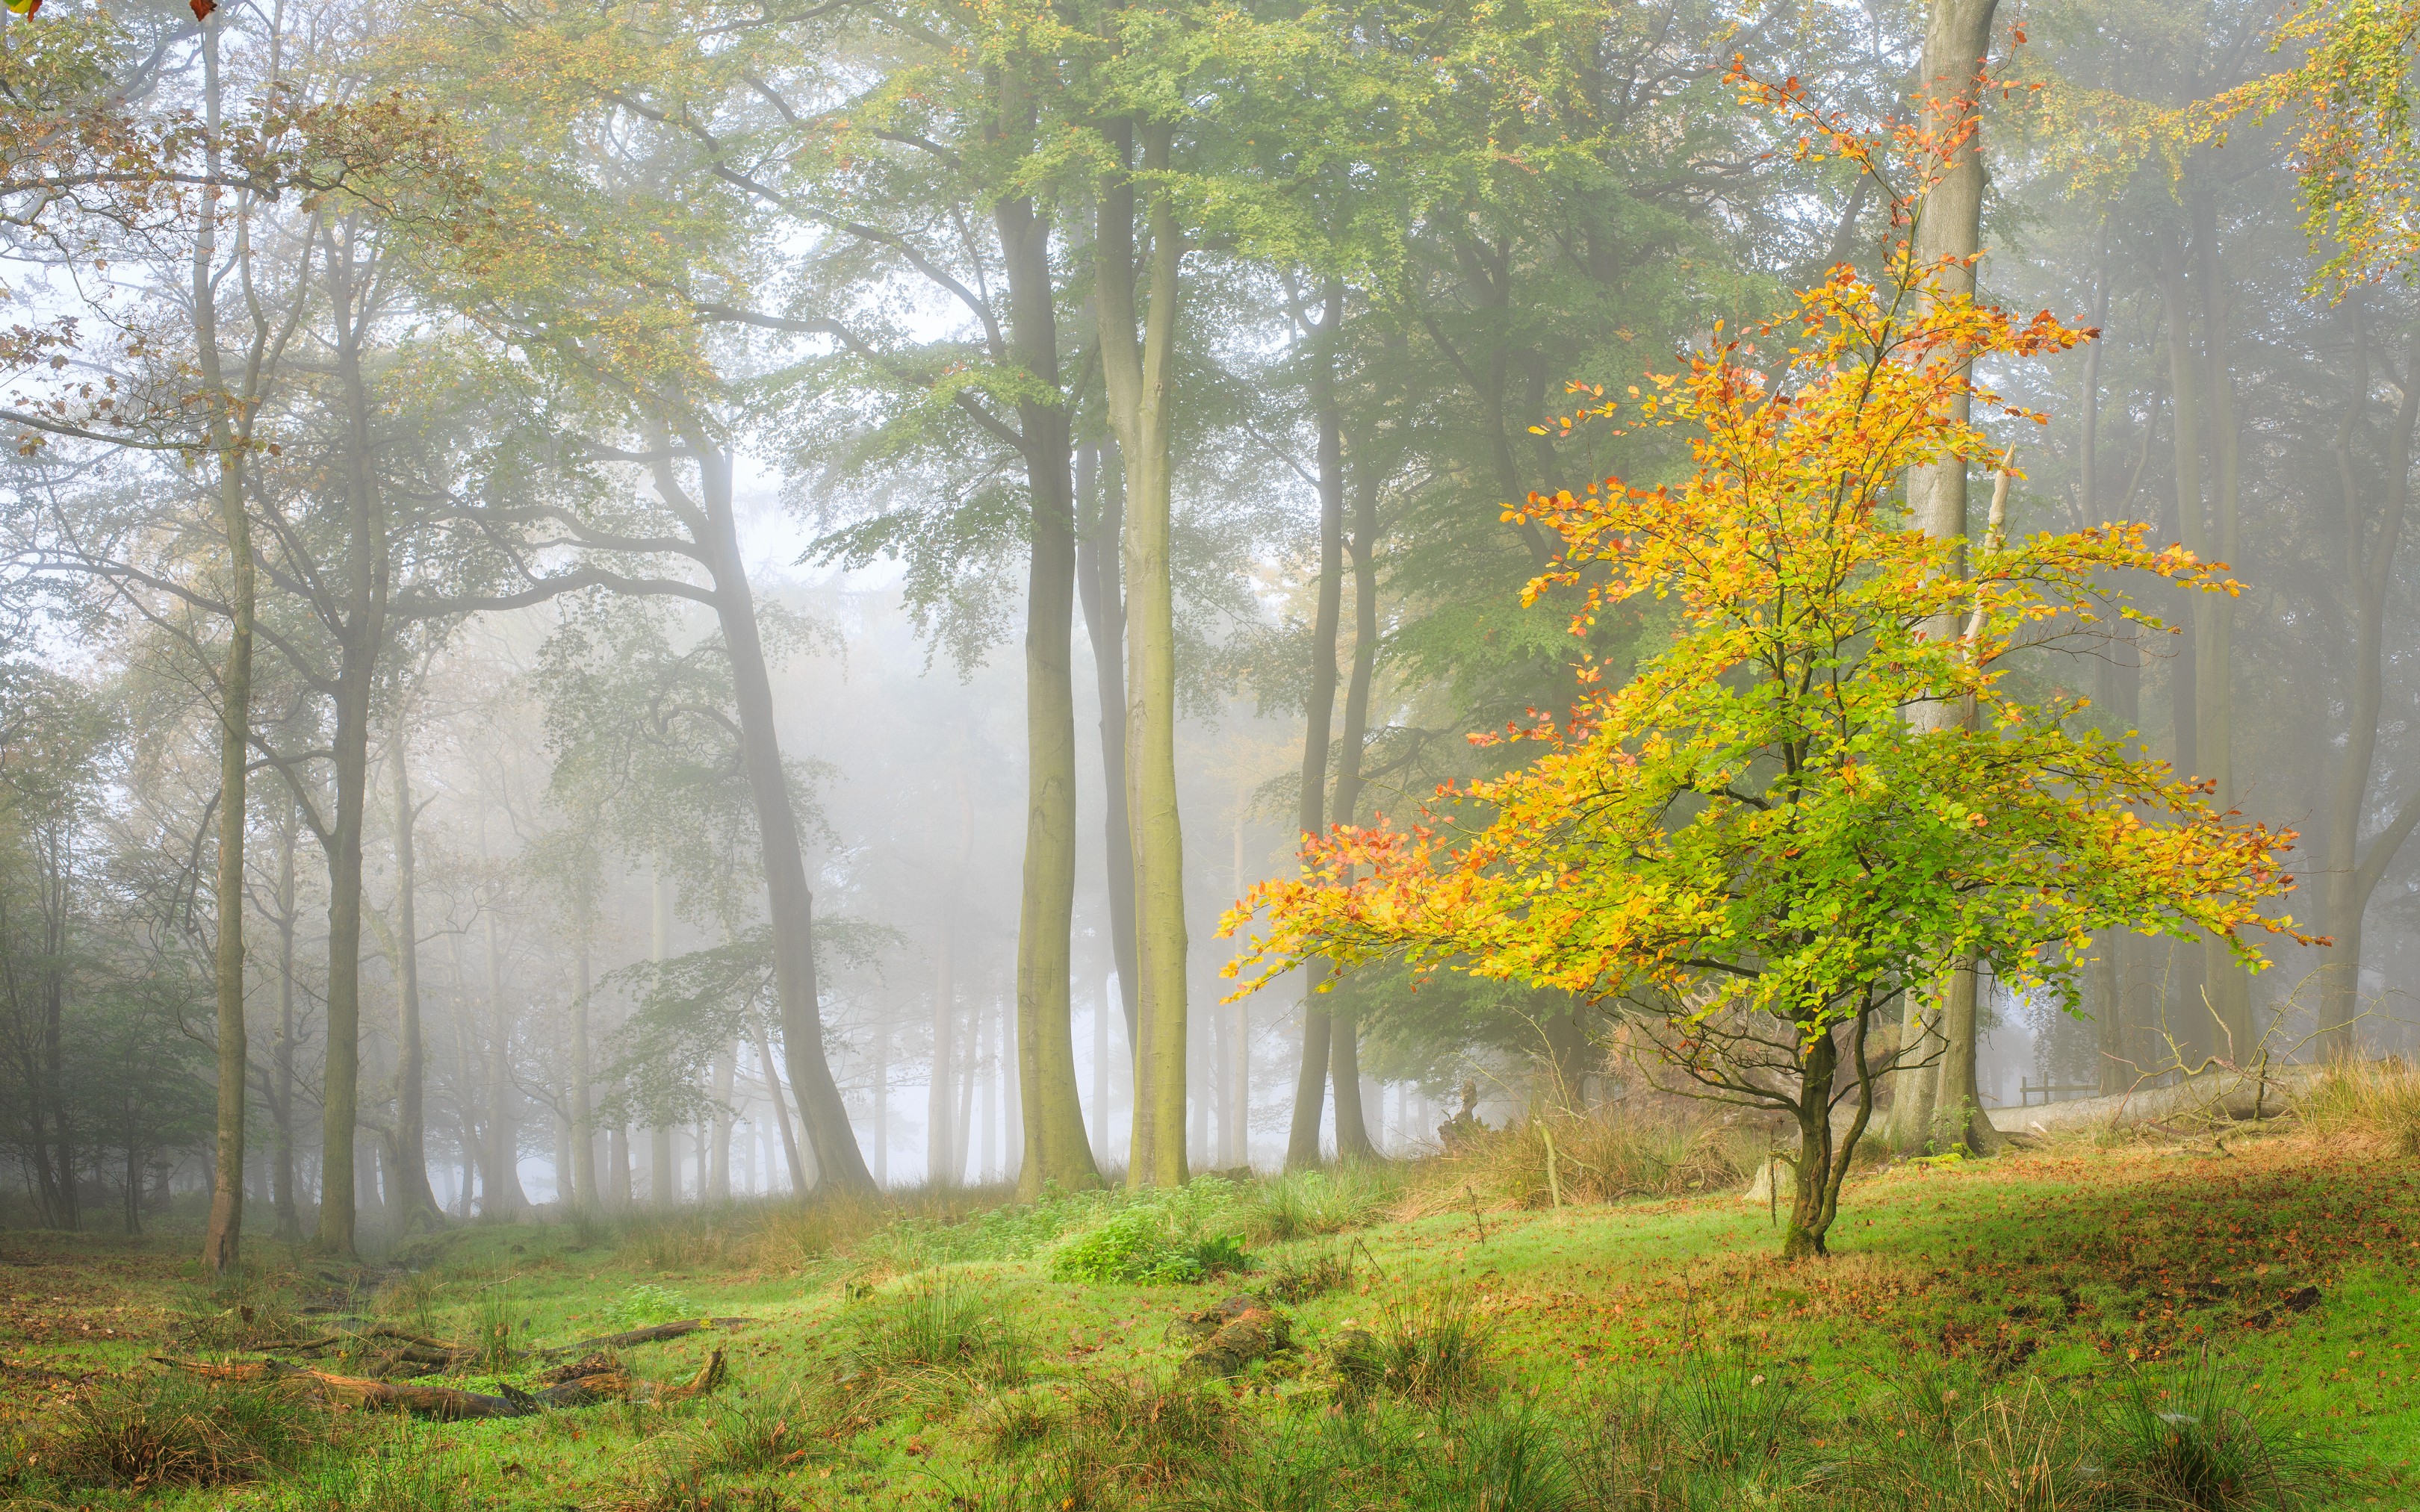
[{"left": 4, "top": 0, "right": 2420, "bottom": 1506}]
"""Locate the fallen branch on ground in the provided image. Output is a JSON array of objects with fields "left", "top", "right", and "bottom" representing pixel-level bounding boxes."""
[{"left": 149, "top": 1347, "right": 730, "bottom": 1419}]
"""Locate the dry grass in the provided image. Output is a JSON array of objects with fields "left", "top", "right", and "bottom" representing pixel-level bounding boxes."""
[
  {"left": 1406, "top": 1098, "right": 1762, "bottom": 1215},
  {"left": 2298, "top": 1056, "right": 2420, "bottom": 1156}
]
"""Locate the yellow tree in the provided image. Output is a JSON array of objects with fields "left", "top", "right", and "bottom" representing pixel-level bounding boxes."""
[{"left": 1227, "top": 101, "right": 2309, "bottom": 1257}]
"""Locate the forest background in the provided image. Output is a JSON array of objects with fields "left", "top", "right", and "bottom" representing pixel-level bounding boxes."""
[{"left": 0, "top": 0, "right": 2412, "bottom": 1264}]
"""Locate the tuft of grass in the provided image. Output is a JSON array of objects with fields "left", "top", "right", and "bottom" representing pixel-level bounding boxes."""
[
  {"left": 28, "top": 1371, "right": 335, "bottom": 1493},
  {"left": 1243, "top": 1166, "right": 1400, "bottom": 1242},
  {"left": 1418, "top": 1400, "right": 1577, "bottom": 1512},
  {"left": 1412, "top": 1101, "right": 1757, "bottom": 1216},
  {"left": 2100, "top": 1346, "right": 2336, "bottom": 1511},
  {"left": 2300, "top": 1056, "right": 2420, "bottom": 1156},
  {"left": 470, "top": 1277, "right": 518, "bottom": 1372},
  {"left": 373, "top": 1270, "right": 441, "bottom": 1339},
  {"left": 848, "top": 1271, "right": 1027, "bottom": 1383},
  {"left": 267, "top": 1419, "right": 462, "bottom": 1512},
  {"left": 1334, "top": 1291, "right": 1489, "bottom": 1409},
  {"left": 1259, "top": 1240, "right": 1355, "bottom": 1304}
]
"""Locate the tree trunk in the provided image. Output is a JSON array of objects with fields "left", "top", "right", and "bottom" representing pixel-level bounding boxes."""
[
  {"left": 2188, "top": 193, "right": 2252, "bottom": 1057},
  {"left": 483, "top": 910, "right": 527, "bottom": 1214},
  {"left": 2322, "top": 308, "right": 2420, "bottom": 1051},
  {"left": 272, "top": 805, "right": 298, "bottom": 1239},
  {"left": 1094, "top": 119, "right": 1189, "bottom": 1189},
  {"left": 999, "top": 189, "right": 1100, "bottom": 1198},
  {"left": 1892, "top": 0, "right": 2001, "bottom": 1155},
  {"left": 197, "top": 12, "right": 251, "bottom": 1278},
  {"left": 711, "top": 1042, "right": 737, "bottom": 1201},
  {"left": 1076, "top": 444, "right": 1141, "bottom": 1048},
  {"left": 929, "top": 787, "right": 961, "bottom": 1186},
  {"left": 388, "top": 736, "right": 436, "bottom": 1224},
  {"left": 1285, "top": 280, "right": 1347, "bottom": 1172},
  {"left": 750, "top": 1024, "right": 808, "bottom": 1194},
  {"left": 2158, "top": 234, "right": 2213, "bottom": 1064},
  {"left": 682, "top": 441, "right": 874, "bottom": 1193},
  {"left": 569, "top": 905, "right": 595, "bottom": 1210},
  {"left": 1328, "top": 442, "right": 1383, "bottom": 1162}
]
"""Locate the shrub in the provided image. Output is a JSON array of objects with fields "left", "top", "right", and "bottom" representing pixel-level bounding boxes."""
[
  {"left": 606, "top": 1282, "right": 698, "bottom": 1329},
  {"left": 1047, "top": 1180, "right": 1251, "bottom": 1285}
]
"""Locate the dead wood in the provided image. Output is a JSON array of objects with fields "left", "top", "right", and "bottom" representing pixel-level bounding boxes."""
[
  {"left": 149, "top": 1357, "right": 531, "bottom": 1419},
  {"left": 544, "top": 1317, "right": 757, "bottom": 1354}
]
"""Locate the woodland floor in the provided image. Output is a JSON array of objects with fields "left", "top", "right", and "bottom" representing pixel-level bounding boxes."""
[{"left": 2, "top": 1119, "right": 2418, "bottom": 1510}]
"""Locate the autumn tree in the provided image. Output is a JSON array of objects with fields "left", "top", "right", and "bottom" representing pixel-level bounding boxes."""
[{"left": 1229, "top": 124, "right": 2306, "bottom": 1255}]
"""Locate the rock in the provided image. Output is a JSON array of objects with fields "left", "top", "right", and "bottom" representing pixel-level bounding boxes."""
[{"left": 1177, "top": 1297, "right": 1293, "bottom": 1378}]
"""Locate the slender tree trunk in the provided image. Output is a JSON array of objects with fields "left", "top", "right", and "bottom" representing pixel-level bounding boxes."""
[
  {"left": 198, "top": 13, "right": 252, "bottom": 1277},
  {"left": 1328, "top": 430, "right": 1382, "bottom": 1161},
  {"left": 711, "top": 1042, "right": 736, "bottom": 1201},
  {"left": 929, "top": 880, "right": 958, "bottom": 1186},
  {"left": 1095, "top": 119, "right": 1188, "bottom": 1188},
  {"left": 957, "top": 983, "right": 980, "bottom": 1182},
  {"left": 749, "top": 1024, "right": 808, "bottom": 1195},
  {"left": 680, "top": 441, "right": 873, "bottom": 1192},
  {"left": 1076, "top": 443, "right": 1141, "bottom": 1047},
  {"left": 273, "top": 807, "right": 298, "bottom": 1239},
  {"left": 2187, "top": 193, "right": 2252, "bottom": 1057},
  {"left": 999, "top": 189, "right": 1100, "bottom": 1198},
  {"left": 2157, "top": 235, "right": 2213, "bottom": 1063},
  {"left": 1891, "top": 0, "right": 2000, "bottom": 1155},
  {"left": 570, "top": 906, "right": 595, "bottom": 1210},
  {"left": 388, "top": 737, "right": 436, "bottom": 1224},
  {"left": 1285, "top": 281, "right": 1347, "bottom": 1172},
  {"left": 2321, "top": 312, "right": 2420, "bottom": 1051},
  {"left": 483, "top": 910, "right": 527, "bottom": 1213}
]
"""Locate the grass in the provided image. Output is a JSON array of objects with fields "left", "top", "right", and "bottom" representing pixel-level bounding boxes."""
[{"left": 2, "top": 1094, "right": 2416, "bottom": 1511}]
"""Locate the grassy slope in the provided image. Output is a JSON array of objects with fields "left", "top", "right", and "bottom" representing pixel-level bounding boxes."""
[{"left": 4, "top": 1121, "right": 2418, "bottom": 1509}]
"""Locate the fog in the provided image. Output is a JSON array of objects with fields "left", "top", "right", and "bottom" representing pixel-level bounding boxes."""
[{"left": 0, "top": 0, "right": 2409, "bottom": 1248}]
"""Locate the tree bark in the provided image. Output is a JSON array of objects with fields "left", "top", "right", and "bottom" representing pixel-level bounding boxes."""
[
  {"left": 198, "top": 11, "right": 252, "bottom": 1278},
  {"left": 569, "top": 890, "right": 595, "bottom": 1210},
  {"left": 1094, "top": 119, "right": 1189, "bottom": 1189},
  {"left": 2188, "top": 193, "right": 2252, "bottom": 1056},
  {"left": 677, "top": 438, "right": 875, "bottom": 1193},
  {"left": 930, "top": 766, "right": 970, "bottom": 1184},
  {"left": 388, "top": 736, "right": 437, "bottom": 1224},
  {"left": 1076, "top": 444, "right": 1140, "bottom": 1049},
  {"left": 272, "top": 801, "right": 299, "bottom": 1239},
  {"left": 1327, "top": 432, "right": 1381, "bottom": 1162},
  {"left": 1890, "top": 0, "right": 2001, "bottom": 1155},
  {"left": 483, "top": 909, "right": 527, "bottom": 1214},
  {"left": 1285, "top": 280, "right": 1347, "bottom": 1172},
  {"left": 313, "top": 220, "right": 391, "bottom": 1257},
  {"left": 2322, "top": 309, "right": 2420, "bottom": 1051},
  {"left": 999, "top": 186, "right": 1100, "bottom": 1198}
]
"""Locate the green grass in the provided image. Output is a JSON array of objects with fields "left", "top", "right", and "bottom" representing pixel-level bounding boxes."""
[{"left": 0, "top": 1122, "right": 2414, "bottom": 1508}]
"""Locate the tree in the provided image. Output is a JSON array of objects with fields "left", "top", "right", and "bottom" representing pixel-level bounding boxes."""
[{"left": 1231, "top": 140, "right": 2306, "bottom": 1255}]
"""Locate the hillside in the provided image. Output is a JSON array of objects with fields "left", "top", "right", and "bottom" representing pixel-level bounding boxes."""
[{"left": 2, "top": 1101, "right": 2414, "bottom": 1511}]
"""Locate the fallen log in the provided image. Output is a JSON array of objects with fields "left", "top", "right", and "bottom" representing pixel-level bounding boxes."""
[
  {"left": 151, "top": 1345, "right": 731, "bottom": 1419},
  {"left": 544, "top": 1317, "right": 757, "bottom": 1354},
  {"left": 151, "top": 1357, "right": 531, "bottom": 1419}
]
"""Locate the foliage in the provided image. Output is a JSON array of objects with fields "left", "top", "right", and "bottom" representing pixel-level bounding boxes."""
[
  {"left": 1232, "top": 92, "right": 2309, "bottom": 1254},
  {"left": 605, "top": 1284, "right": 698, "bottom": 1330},
  {"left": 1046, "top": 1177, "right": 1253, "bottom": 1285}
]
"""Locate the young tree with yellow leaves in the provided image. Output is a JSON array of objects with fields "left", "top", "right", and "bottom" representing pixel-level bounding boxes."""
[{"left": 1227, "top": 111, "right": 2309, "bottom": 1258}]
